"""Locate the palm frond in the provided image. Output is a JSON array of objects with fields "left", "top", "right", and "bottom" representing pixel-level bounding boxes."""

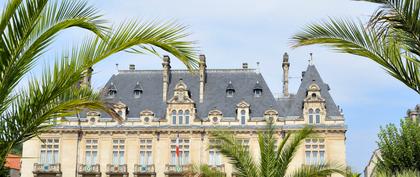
[
  {"left": 291, "top": 18, "right": 420, "bottom": 93},
  {"left": 288, "top": 163, "right": 345, "bottom": 177},
  {"left": 211, "top": 130, "right": 259, "bottom": 177}
]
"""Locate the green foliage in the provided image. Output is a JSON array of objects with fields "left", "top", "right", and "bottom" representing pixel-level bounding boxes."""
[
  {"left": 0, "top": 0, "right": 198, "bottom": 172},
  {"left": 291, "top": 0, "right": 420, "bottom": 94},
  {"left": 198, "top": 120, "right": 345, "bottom": 177},
  {"left": 375, "top": 119, "right": 420, "bottom": 174},
  {"left": 375, "top": 169, "right": 420, "bottom": 177}
]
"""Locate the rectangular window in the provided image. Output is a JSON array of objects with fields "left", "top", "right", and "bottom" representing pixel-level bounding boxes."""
[
  {"left": 85, "top": 139, "right": 98, "bottom": 165},
  {"left": 40, "top": 138, "right": 59, "bottom": 165},
  {"left": 112, "top": 139, "right": 125, "bottom": 165},
  {"left": 139, "top": 139, "right": 153, "bottom": 168},
  {"left": 236, "top": 139, "right": 250, "bottom": 151},
  {"left": 209, "top": 139, "right": 222, "bottom": 166},
  {"left": 170, "top": 139, "right": 190, "bottom": 165},
  {"left": 305, "top": 138, "right": 325, "bottom": 164}
]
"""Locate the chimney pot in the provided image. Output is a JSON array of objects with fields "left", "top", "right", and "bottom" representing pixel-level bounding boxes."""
[
  {"left": 129, "top": 64, "right": 135, "bottom": 71},
  {"left": 242, "top": 63, "right": 248, "bottom": 69}
]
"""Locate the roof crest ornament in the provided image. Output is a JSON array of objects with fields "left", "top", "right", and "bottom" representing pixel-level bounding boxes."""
[{"left": 309, "top": 52, "right": 314, "bottom": 66}]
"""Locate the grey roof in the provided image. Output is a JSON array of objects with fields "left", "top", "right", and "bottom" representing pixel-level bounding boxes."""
[
  {"left": 94, "top": 64, "right": 341, "bottom": 120},
  {"left": 286, "top": 65, "right": 341, "bottom": 117}
]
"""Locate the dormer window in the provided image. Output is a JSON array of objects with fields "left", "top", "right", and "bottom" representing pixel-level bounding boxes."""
[
  {"left": 133, "top": 82, "right": 143, "bottom": 98},
  {"left": 108, "top": 82, "right": 117, "bottom": 97},
  {"left": 253, "top": 81, "right": 263, "bottom": 97},
  {"left": 226, "top": 81, "right": 235, "bottom": 97}
]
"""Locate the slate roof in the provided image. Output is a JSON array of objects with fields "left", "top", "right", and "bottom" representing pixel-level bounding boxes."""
[{"left": 96, "top": 64, "right": 341, "bottom": 120}]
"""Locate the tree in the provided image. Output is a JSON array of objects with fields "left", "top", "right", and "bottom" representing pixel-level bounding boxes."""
[
  {"left": 198, "top": 121, "right": 344, "bottom": 177},
  {"left": 291, "top": 0, "right": 420, "bottom": 94},
  {"left": 375, "top": 119, "right": 420, "bottom": 175},
  {"left": 0, "top": 0, "right": 198, "bottom": 172}
]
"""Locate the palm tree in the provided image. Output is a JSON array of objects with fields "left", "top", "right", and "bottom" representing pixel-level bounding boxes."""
[
  {"left": 0, "top": 0, "right": 198, "bottom": 172},
  {"left": 291, "top": 0, "right": 420, "bottom": 94},
  {"left": 198, "top": 121, "right": 344, "bottom": 177}
]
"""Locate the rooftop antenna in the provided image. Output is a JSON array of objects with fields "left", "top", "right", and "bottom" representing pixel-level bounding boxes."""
[
  {"left": 309, "top": 53, "right": 314, "bottom": 66},
  {"left": 256, "top": 61, "right": 260, "bottom": 73}
]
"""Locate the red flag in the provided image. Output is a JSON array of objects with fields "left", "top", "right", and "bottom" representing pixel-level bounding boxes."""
[{"left": 175, "top": 136, "right": 180, "bottom": 158}]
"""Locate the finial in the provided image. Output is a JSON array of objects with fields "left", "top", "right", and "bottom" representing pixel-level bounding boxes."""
[
  {"left": 309, "top": 53, "right": 313, "bottom": 65},
  {"left": 115, "top": 63, "right": 119, "bottom": 71},
  {"left": 256, "top": 61, "right": 260, "bottom": 73}
]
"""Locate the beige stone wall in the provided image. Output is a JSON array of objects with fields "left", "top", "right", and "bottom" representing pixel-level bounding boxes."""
[{"left": 22, "top": 127, "right": 346, "bottom": 177}]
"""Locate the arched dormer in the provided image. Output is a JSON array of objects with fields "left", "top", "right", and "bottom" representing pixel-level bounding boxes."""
[
  {"left": 253, "top": 81, "right": 263, "bottom": 97},
  {"left": 140, "top": 109, "right": 154, "bottom": 124},
  {"left": 208, "top": 109, "right": 223, "bottom": 124},
  {"left": 264, "top": 108, "right": 278, "bottom": 122},
  {"left": 303, "top": 83, "right": 326, "bottom": 124},
  {"left": 166, "top": 79, "right": 196, "bottom": 124},
  {"left": 236, "top": 101, "right": 250, "bottom": 125},
  {"left": 107, "top": 82, "right": 117, "bottom": 98},
  {"left": 113, "top": 101, "right": 127, "bottom": 120},
  {"left": 133, "top": 82, "right": 143, "bottom": 98},
  {"left": 226, "top": 81, "right": 235, "bottom": 97}
]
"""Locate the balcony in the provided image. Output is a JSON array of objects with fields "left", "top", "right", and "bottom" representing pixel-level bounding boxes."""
[
  {"left": 78, "top": 164, "right": 101, "bottom": 177},
  {"left": 164, "top": 164, "right": 192, "bottom": 177},
  {"left": 133, "top": 164, "right": 156, "bottom": 177},
  {"left": 33, "top": 163, "right": 62, "bottom": 177},
  {"left": 106, "top": 164, "right": 128, "bottom": 177}
]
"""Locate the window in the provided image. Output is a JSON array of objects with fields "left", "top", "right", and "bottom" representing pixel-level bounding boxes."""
[
  {"left": 40, "top": 138, "right": 59, "bottom": 165},
  {"left": 254, "top": 89, "right": 262, "bottom": 97},
  {"left": 139, "top": 139, "right": 153, "bottom": 170},
  {"left": 315, "top": 109, "right": 320, "bottom": 124},
  {"left": 185, "top": 110, "right": 190, "bottom": 125},
  {"left": 240, "top": 110, "right": 246, "bottom": 125},
  {"left": 305, "top": 139, "right": 325, "bottom": 164},
  {"left": 226, "top": 90, "right": 234, "bottom": 97},
  {"left": 85, "top": 139, "right": 98, "bottom": 166},
  {"left": 108, "top": 90, "right": 117, "bottom": 97},
  {"left": 112, "top": 139, "right": 125, "bottom": 165},
  {"left": 172, "top": 110, "right": 177, "bottom": 125},
  {"left": 170, "top": 139, "right": 190, "bottom": 165},
  {"left": 209, "top": 139, "right": 222, "bottom": 166},
  {"left": 308, "top": 109, "right": 314, "bottom": 124},
  {"left": 134, "top": 90, "right": 141, "bottom": 98},
  {"left": 178, "top": 110, "right": 183, "bottom": 125},
  {"left": 236, "top": 139, "right": 250, "bottom": 151}
]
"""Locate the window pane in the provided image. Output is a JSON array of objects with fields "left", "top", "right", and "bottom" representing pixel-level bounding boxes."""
[{"left": 305, "top": 151, "right": 311, "bottom": 164}]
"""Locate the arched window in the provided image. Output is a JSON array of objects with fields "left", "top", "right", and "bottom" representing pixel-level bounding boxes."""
[
  {"left": 185, "top": 110, "right": 190, "bottom": 125},
  {"left": 308, "top": 109, "right": 314, "bottom": 124},
  {"left": 178, "top": 110, "right": 183, "bottom": 125},
  {"left": 315, "top": 109, "right": 321, "bottom": 124},
  {"left": 172, "top": 110, "right": 177, "bottom": 125},
  {"left": 240, "top": 110, "right": 246, "bottom": 125}
]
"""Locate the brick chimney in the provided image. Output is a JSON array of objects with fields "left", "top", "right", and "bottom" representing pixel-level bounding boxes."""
[
  {"left": 162, "top": 55, "right": 171, "bottom": 102},
  {"left": 199, "top": 54, "right": 207, "bottom": 103},
  {"left": 282, "top": 52, "right": 290, "bottom": 97}
]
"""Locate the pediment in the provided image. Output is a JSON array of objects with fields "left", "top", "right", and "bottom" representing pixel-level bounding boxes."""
[
  {"left": 168, "top": 79, "right": 194, "bottom": 104},
  {"left": 236, "top": 100, "right": 250, "bottom": 108},
  {"left": 208, "top": 109, "right": 223, "bottom": 116},
  {"left": 113, "top": 101, "right": 127, "bottom": 109},
  {"left": 140, "top": 109, "right": 154, "bottom": 116}
]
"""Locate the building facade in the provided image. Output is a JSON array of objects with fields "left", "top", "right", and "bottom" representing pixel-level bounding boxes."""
[{"left": 21, "top": 53, "right": 347, "bottom": 177}]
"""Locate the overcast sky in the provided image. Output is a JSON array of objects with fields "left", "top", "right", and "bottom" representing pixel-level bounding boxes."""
[{"left": 7, "top": 0, "right": 420, "bottom": 172}]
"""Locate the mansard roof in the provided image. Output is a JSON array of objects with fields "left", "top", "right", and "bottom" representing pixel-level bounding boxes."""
[{"left": 97, "top": 64, "right": 342, "bottom": 119}]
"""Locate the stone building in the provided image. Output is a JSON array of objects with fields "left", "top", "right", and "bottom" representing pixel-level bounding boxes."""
[{"left": 21, "top": 53, "right": 347, "bottom": 177}]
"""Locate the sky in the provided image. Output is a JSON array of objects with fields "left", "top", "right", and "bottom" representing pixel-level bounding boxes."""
[{"left": 5, "top": 0, "right": 420, "bottom": 173}]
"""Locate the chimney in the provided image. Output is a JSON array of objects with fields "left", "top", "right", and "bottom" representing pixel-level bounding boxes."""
[
  {"left": 282, "top": 53, "right": 290, "bottom": 97},
  {"left": 162, "top": 55, "right": 171, "bottom": 102},
  {"left": 129, "top": 64, "right": 135, "bottom": 71},
  {"left": 199, "top": 54, "right": 207, "bottom": 103},
  {"left": 242, "top": 63, "right": 248, "bottom": 69},
  {"left": 80, "top": 67, "right": 93, "bottom": 88}
]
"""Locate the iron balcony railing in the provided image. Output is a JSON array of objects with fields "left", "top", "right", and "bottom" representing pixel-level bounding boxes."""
[{"left": 165, "top": 164, "right": 192, "bottom": 173}]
